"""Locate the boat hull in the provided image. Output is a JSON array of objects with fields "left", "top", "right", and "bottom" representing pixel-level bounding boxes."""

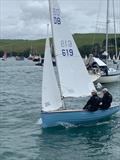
[
  {"left": 40, "top": 106, "right": 120, "bottom": 128},
  {"left": 96, "top": 73, "right": 120, "bottom": 83},
  {"left": 90, "top": 73, "right": 101, "bottom": 82}
]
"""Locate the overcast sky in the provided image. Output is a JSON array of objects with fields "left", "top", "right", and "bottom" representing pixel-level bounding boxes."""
[{"left": 0, "top": 0, "right": 120, "bottom": 40}]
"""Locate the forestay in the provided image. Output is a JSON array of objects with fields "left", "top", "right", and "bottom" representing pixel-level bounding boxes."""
[
  {"left": 49, "top": 0, "right": 95, "bottom": 97},
  {"left": 42, "top": 33, "right": 62, "bottom": 112}
]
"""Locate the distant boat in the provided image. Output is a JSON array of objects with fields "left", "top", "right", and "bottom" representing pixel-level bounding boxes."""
[
  {"left": 40, "top": 0, "right": 120, "bottom": 128},
  {"left": 112, "top": 55, "right": 116, "bottom": 61},
  {"left": 1, "top": 52, "right": 7, "bottom": 61},
  {"left": 35, "top": 58, "right": 44, "bottom": 66},
  {"left": 35, "top": 58, "right": 56, "bottom": 66},
  {"left": 93, "top": 57, "right": 120, "bottom": 83},
  {"left": 108, "top": 55, "right": 111, "bottom": 61},
  {"left": 28, "top": 54, "right": 33, "bottom": 60},
  {"left": 15, "top": 56, "right": 24, "bottom": 61},
  {"left": 32, "top": 56, "right": 40, "bottom": 62}
]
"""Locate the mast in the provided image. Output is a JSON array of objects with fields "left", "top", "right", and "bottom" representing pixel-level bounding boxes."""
[
  {"left": 105, "top": 0, "right": 109, "bottom": 54},
  {"left": 48, "top": 0, "right": 65, "bottom": 108},
  {"left": 112, "top": 0, "right": 118, "bottom": 59}
]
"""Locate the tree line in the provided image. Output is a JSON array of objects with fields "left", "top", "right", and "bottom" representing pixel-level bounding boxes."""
[
  {"left": 79, "top": 37, "right": 120, "bottom": 59},
  {"left": 0, "top": 37, "right": 120, "bottom": 58}
]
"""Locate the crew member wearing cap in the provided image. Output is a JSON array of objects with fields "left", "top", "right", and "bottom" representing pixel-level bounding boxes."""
[
  {"left": 99, "top": 88, "right": 112, "bottom": 110},
  {"left": 83, "top": 90, "right": 100, "bottom": 112}
]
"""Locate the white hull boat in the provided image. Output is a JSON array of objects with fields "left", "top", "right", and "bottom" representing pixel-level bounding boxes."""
[
  {"left": 96, "top": 72, "right": 120, "bottom": 83},
  {"left": 93, "top": 57, "right": 120, "bottom": 83}
]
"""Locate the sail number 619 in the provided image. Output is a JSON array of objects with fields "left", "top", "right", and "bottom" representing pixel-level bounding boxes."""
[{"left": 62, "top": 49, "right": 73, "bottom": 56}]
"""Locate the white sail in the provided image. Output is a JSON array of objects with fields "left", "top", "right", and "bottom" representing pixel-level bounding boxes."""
[
  {"left": 108, "top": 55, "right": 111, "bottom": 60},
  {"left": 85, "top": 55, "right": 88, "bottom": 60},
  {"left": 49, "top": 0, "right": 95, "bottom": 97},
  {"left": 113, "top": 55, "right": 116, "bottom": 60},
  {"left": 2, "top": 52, "right": 7, "bottom": 60},
  {"left": 102, "top": 51, "right": 108, "bottom": 56},
  {"left": 42, "top": 28, "right": 62, "bottom": 112},
  {"left": 117, "top": 52, "right": 120, "bottom": 60}
]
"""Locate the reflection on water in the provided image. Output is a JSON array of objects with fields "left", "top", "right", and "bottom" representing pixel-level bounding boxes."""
[{"left": 36, "top": 115, "right": 120, "bottom": 160}]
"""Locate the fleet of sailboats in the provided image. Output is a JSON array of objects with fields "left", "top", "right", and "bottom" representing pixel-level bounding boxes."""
[{"left": 40, "top": 0, "right": 120, "bottom": 128}]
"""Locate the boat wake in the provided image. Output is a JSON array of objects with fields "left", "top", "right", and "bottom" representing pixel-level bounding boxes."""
[
  {"left": 57, "top": 120, "right": 112, "bottom": 129},
  {"left": 57, "top": 122, "right": 78, "bottom": 129},
  {"left": 37, "top": 118, "right": 42, "bottom": 125}
]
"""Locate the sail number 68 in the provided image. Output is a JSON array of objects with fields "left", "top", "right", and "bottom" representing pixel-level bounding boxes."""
[
  {"left": 54, "top": 17, "right": 61, "bottom": 24},
  {"left": 62, "top": 49, "right": 73, "bottom": 56}
]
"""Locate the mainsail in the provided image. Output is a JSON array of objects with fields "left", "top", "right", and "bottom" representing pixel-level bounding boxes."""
[
  {"left": 49, "top": 0, "right": 95, "bottom": 97},
  {"left": 42, "top": 27, "right": 62, "bottom": 111}
]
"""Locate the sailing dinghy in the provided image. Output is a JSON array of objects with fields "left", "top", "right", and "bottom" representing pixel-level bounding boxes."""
[{"left": 40, "top": 0, "right": 119, "bottom": 128}]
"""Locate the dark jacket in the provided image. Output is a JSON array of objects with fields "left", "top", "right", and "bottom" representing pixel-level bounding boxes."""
[
  {"left": 100, "top": 92, "right": 112, "bottom": 110},
  {"left": 83, "top": 95, "right": 100, "bottom": 112}
]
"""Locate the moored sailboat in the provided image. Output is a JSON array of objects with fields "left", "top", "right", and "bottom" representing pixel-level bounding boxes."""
[
  {"left": 91, "top": 0, "right": 120, "bottom": 83},
  {"left": 93, "top": 57, "right": 120, "bottom": 83},
  {"left": 40, "top": 0, "right": 120, "bottom": 128}
]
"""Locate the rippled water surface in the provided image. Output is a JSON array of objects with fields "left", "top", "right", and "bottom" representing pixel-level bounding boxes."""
[{"left": 0, "top": 58, "right": 120, "bottom": 160}]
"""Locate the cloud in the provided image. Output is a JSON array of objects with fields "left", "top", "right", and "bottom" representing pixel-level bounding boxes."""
[
  {"left": 21, "top": 0, "right": 49, "bottom": 23},
  {"left": 0, "top": 0, "right": 119, "bottom": 39}
]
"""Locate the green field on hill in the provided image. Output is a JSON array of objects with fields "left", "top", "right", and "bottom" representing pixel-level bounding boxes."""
[{"left": 0, "top": 33, "right": 119, "bottom": 56}]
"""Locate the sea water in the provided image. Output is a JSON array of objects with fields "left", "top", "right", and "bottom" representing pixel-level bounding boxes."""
[{"left": 0, "top": 58, "right": 120, "bottom": 160}]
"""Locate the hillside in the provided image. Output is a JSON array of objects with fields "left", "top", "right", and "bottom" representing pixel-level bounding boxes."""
[{"left": 0, "top": 33, "right": 120, "bottom": 57}]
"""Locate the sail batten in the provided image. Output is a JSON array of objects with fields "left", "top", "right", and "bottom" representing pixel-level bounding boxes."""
[
  {"left": 42, "top": 26, "right": 62, "bottom": 112},
  {"left": 49, "top": 0, "right": 95, "bottom": 97}
]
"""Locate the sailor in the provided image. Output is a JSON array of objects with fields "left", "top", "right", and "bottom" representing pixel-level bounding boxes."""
[
  {"left": 86, "top": 54, "right": 94, "bottom": 70},
  {"left": 99, "top": 88, "right": 112, "bottom": 110},
  {"left": 104, "top": 66, "right": 108, "bottom": 75},
  {"left": 83, "top": 90, "right": 100, "bottom": 112}
]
